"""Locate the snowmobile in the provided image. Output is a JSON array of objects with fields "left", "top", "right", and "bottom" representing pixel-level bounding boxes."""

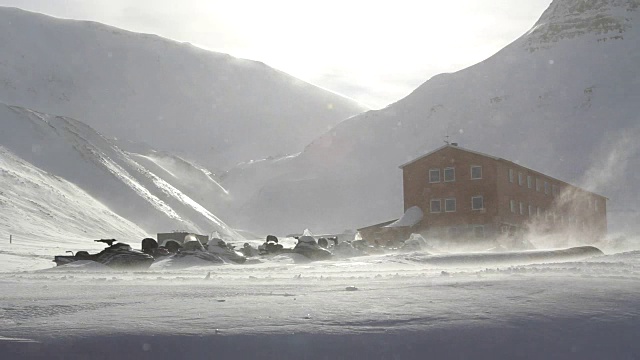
[
  {"left": 141, "top": 237, "right": 171, "bottom": 258},
  {"left": 258, "top": 235, "right": 288, "bottom": 255},
  {"left": 154, "top": 235, "right": 247, "bottom": 266},
  {"left": 292, "top": 235, "right": 332, "bottom": 260},
  {"left": 54, "top": 239, "right": 155, "bottom": 269},
  {"left": 239, "top": 242, "right": 260, "bottom": 257},
  {"left": 205, "top": 238, "right": 247, "bottom": 264}
]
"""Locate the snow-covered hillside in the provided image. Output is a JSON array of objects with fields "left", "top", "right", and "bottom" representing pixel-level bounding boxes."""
[
  {"left": 0, "top": 145, "right": 150, "bottom": 271},
  {"left": 0, "top": 103, "right": 241, "bottom": 241},
  {"left": 228, "top": 0, "right": 640, "bottom": 235},
  {"left": 0, "top": 7, "right": 367, "bottom": 170}
]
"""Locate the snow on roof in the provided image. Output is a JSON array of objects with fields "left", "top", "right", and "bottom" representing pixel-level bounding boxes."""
[
  {"left": 385, "top": 206, "right": 423, "bottom": 228},
  {"left": 398, "top": 144, "right": 501, "bottom": 169}
]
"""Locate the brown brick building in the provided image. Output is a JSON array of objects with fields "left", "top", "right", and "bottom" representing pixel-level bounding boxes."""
[{"left": 359, "top": 144, "right": 607, "bottom": 245}]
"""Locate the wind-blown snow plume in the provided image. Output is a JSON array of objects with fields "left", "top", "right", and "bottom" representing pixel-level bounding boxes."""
[{"left": 578, "top": 126, "right": 640, "bottom": 194}]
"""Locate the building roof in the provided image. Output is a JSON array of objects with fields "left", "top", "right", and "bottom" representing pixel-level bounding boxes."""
[
  {"left": 357, "top": 219, "right": 398, "bottom": 231},
  {"left": 399, "top": 144, "right": 607, "bottom": 199},
  {"left": 399, "top": 144, "right": 501, "bottom": 169}
]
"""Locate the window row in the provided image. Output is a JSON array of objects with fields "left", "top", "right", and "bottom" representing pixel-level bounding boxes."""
[
  {"left": 429, "top": 166, "right": 482, "bottom": 183},
  {"left": 508, "top": 169, "right": 563, "bottom": 197},
  {"left": 509, "top": 197, "right": 600, "bottom": 216},
  {"left": 430, "top": 196, "right": 484, "bottom": 213},
  {"left": 510, "top": 200, "right": 537, "bottom": 216}
]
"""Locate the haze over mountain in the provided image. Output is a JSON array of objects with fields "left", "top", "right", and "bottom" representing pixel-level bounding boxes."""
[
  {"left": 228, "top": 0, "right": 640, "bottom": 236},
  {"left": 0, "top": 7, "right": 366, "bottom": 170},
  {"left": 0, "top": 103, "right": 242, "bottom": 243}
]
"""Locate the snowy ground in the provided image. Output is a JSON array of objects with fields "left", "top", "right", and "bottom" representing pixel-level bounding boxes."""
[{"left": 1, "top": 241, "right": 639, "bottom": 359}]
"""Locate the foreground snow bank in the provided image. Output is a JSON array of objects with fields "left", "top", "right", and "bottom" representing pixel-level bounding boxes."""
[{"left": 0, "top": 249, "right": 639, "bottom": 359}]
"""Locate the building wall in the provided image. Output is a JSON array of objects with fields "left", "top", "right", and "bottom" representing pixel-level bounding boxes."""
[
  {"left": 401, "top": 145, "right": 607, "bottom": 242},
  {"left": 357, "top": 220, "right": 412, "bottom": 245},
  {"left": 495, "top": 161, "right": 557, "bottom": 228},
  {"left": 495, "top": 161, "right": 607, "bottom": 240},
  {"left": 402, "top": 146, "right": 500, "bottom": 240}
]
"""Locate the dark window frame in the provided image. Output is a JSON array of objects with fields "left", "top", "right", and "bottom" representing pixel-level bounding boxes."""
[
  {"left": 445, "top": 198, "right": 456, "bottom": 212},
  {"left": 430, "top": 199, "right": 442, "bottom": 213},
  {"left": 444, "top": 167, "right": 455, "bottom": 182},
  {"left": 470, "top": 165, "right": 482, "bottom": 180},
  {"left": 472, "top": 196, "right": 484, "bottom": 210},
  {"left": 429, "top": 169, "right": 441, "bottom": 183}
]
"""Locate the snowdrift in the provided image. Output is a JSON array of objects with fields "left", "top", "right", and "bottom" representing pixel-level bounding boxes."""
[{"left": 411, "top": 246, "right": 604, "bottom": 267}]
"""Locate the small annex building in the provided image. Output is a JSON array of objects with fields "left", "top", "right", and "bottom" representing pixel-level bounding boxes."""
[{"left": 358, "top": 144, "right": 607, "bottom": 245}]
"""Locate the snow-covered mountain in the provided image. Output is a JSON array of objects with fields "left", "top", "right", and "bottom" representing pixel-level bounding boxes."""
[
  {"left": 0, "top": 103, "right": 242, "bottom": 242},
  {"left": 228, "top": 0, "right": 640, "bottom": 235},
  {"left": 0, "top": 7, "right": 366, "bottom": 170},
  {"left": 0, "top": 144, "right": 148, "bottom": 244}
]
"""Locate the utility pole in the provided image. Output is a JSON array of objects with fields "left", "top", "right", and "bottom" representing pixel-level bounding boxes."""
[{"left": 9, "top": 234, "right": 12, "bottom": 244}]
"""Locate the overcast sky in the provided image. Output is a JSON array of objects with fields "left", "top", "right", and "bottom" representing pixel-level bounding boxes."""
[{"left": 1, "top": 0, "right": 552, "bottom": 108}]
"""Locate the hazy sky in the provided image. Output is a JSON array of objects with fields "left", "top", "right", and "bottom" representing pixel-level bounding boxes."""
[{"left": 1, "top": 0, "right": 552, "bottom": 108}]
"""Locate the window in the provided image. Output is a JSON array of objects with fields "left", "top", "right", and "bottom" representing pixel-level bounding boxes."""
[
  {"left": 510, "top": 199, "right": 516, "bottom": 213},
  {"left": 527, "top": 175, "right": 533, "bottom": 189},
  {"left": 552, "top": 184, "right": 558, "bottom": 196},
  {"left": 544, "top": 181, "right": 550, "bottom": 195},
  {"left": 444, "top": 198, "right": 456, "bottom": 212},
  {"left": 536, "top": 178, "right": 541, "bottom": 191},
  {"left": 537, "top": 207, "right": 541, "bottom": 216},
  {"left": 472, "top": 196, "right": 484, "bottom": 210},
  {"left": 518, "top": 172, "right": 524, "bottom": 186},
  {"left": 595, "top": 199, "right": 599, "bottom": 212},
  {"left": 508, "top": 169, "right": 514, "bottom": 183},
  {"left": 470, "top": 166, "right": 482, "bottom": 179},
  {"left": 588, "top": 198, "right": 592, "bottom": 209},
  {"left": 429, "top": 169, "right": 440, "bottom": 183},
  {"left": 528, "top": 204, "right": 533, "bottom": 217},
  {"left": 473, "top": 225, "right": 485, "bottom": 238},
  {"left": 430, "top": 199, "right": 441, "bottom": 213},
  {"left": 444, "top": 167, "right": 455, "bottom": 182},
  {"left": 519, "top": 202, "right": 524, "bottom": 215}
]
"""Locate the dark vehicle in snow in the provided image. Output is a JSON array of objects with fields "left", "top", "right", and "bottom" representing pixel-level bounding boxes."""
[
  {"left": 53, "top": 239, "right": 154, "bottom": 269},
  {"left": 258, "top": 235, "right": 333, "bottom": 261}
]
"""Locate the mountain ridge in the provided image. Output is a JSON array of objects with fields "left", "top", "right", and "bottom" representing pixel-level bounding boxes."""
[{"left": 0, "top": 6, "right": 367, "bottom": 170}]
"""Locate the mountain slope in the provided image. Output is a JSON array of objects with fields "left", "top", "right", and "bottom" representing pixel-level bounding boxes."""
[
  {"left": 0, "top": 144, "right": 150, "bottom": 270},
  {"left": 0, "top": 7, "right": 367, "bottom": 170},
  {"left": 228, "top": 0, "right": 640, "bottom": 235},
  {"left": 0, "top": 145, "right": 148, "bottom": 242},
  {"left": 0, "top": 103, "right": 242, "bottom": 241}
]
